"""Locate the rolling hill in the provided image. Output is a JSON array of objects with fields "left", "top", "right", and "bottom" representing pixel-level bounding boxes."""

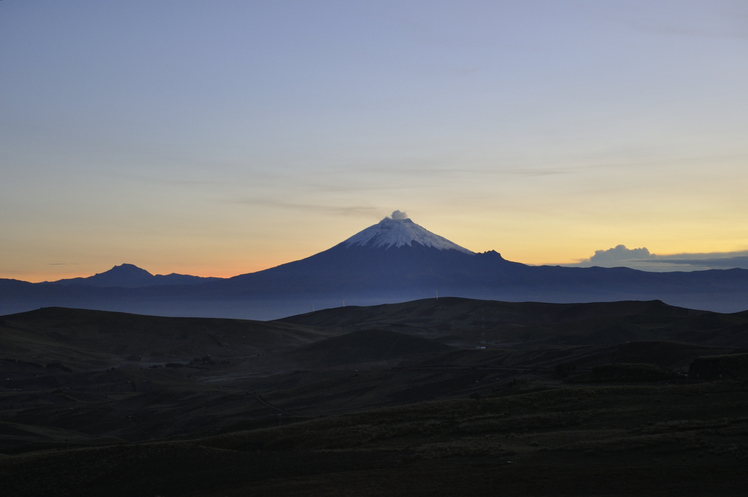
[{"left": 2, "top": 298, "right": 748, "bottom": 495}]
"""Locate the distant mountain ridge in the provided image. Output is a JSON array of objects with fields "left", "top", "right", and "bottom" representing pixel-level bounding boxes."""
[
  {"left": 46, "top": 263, "right": 221, "bottom": 288},
  {"left": 2, "top": 211, "right": 748, "bottom": 319}
]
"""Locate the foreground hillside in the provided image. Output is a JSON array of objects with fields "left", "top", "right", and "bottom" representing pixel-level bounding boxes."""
[
  {"left": 2, "top": 299, "right": 748, "bottom": 495},
  {"left": 4, "top": 381, "right": 748, "bottom": 496}
]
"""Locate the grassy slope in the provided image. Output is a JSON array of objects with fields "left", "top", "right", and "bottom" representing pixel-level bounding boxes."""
[
  {"left": 2, "top": 300, "right": 748, "bottom": 495},
  {"left": 0, "top": 307, "right": 330, "bottom": 370},
  {"left": 279, "top": 297, "right": 748, "bottom": 348},
  {"left": 2, "top": 380, "right": 747, "bottom": 496}
]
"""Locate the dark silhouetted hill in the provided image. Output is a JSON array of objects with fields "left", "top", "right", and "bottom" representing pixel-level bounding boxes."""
[{"left": 288, "top": 328, "right": 452, "bottom": 368}]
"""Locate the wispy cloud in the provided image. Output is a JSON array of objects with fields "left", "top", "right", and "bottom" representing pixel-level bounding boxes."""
[
  {"left": 603, "top": 2, "right": 748, "bottom": 41},
  {"left": 224, "top": 197, "right": 380, "bottom": 218},
  {"left": 619, "top": 17, "right": 744, "bottom": 40}
]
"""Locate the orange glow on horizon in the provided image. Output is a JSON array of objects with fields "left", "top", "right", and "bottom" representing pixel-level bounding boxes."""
[{"left": 8, "top": 256, "right": 312, "bottom": 284}]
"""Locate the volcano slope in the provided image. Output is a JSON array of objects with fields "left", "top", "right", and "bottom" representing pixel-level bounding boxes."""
[{"left": 2, "top": 298, "right": 748, "bottom": 496}]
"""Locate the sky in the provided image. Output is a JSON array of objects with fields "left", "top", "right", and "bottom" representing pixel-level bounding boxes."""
[{"left": 1, "top": 0, "right": 747, "bottom": 282}]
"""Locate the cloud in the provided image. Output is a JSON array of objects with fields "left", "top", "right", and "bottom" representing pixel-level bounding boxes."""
[
  {"left": 589, "top": 245, "right": 653, "bottom": 264},
  {"left": 390, "top": 210, "right": 409, "bottom": 220},
  {"left": 570, "top": 245, "right": 748, "bottom": 272}
]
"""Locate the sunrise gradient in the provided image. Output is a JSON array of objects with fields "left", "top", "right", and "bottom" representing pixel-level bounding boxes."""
[{"left": 2, "top": 1, "right": 747, "bottom": 282}]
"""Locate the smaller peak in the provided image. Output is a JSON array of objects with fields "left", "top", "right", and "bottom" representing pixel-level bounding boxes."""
[
  {"left": 113, "top": 263, "right": 139, "bottom": 270},
  {"left": 107, "top": 263, "right": 152, "bottom": 275}
]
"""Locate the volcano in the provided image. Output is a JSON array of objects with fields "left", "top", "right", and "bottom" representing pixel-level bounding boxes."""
[
  {"left": 217, "top": 212, "right": 517, "bottom": 298},
  {"left": 2, "top": 211, "right": 748, "bottom": 319}
]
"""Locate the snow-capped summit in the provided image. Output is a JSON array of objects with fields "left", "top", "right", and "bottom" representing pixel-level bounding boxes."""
[{"left": 341, "top": 211, "right": 474, "bottom": 254}]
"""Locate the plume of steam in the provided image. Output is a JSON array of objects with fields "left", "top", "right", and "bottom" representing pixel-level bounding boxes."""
[{"left": 391, "top": 210, "right": 408, "bottom": 220}]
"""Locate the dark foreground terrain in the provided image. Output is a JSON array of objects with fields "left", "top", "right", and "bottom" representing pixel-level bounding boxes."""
[{"left": 2, "top": 298, "right": 748, "bottom": 496}]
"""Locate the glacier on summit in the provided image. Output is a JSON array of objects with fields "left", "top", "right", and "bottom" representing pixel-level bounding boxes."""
[{"left": 341, "top": 211, "right": 474, "bottom": 254}]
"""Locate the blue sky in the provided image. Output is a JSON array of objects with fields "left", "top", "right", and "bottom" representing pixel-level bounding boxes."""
[{"left": 1, "top": 1, "right": 747, "bottom": 280}]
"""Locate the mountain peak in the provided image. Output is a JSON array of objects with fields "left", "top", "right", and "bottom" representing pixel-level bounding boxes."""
[
  {"left": 106, "top": 263, "right": 153, "bottom": 276},
  {"left": 82, "top": 263, "right": 155, "bottom": 287},
  {"left": 48, "top": 263, "right": 221, "bottom": 288},
  {"left": 341, "top": 211, "right": 473, "bottom": 254}
]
